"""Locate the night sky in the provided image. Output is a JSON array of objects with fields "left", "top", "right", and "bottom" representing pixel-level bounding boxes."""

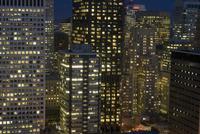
[{"left": 55, "top": 0, "right": 174, "bottom": 22}]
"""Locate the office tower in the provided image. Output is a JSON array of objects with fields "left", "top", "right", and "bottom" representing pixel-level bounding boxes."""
[
  {"left": 194, "top": 17, "right": 200, "bottom": 49},
  {"left": 53, "top": 31, "right": 69, "bottom": 73},
  {"left": 120, "top": 4, "right": 147, "bottom": 131},
  {"left": 161, "top": 41, "right": 192, "bottom": 72},
  {"left": 132, "top": 27, "right": 159, "bottom": 119},
  {"left": 127, "top": 11, "right": 170, "bottom": 121},
  {"left": 45, "top": 0, "right": 54, "bottom": 73},
  {"left": 158, "top": 0, "right": 200, "bottom": 114},
  {"left": 60, "top": 18, "right": 71, "bottom": 36},
  {"left": 44, "top": 1, "right": 57, "bottom": 128},
  {"left": 45, "top": 73, "right": 60, "bottom": 126},
  {"left": 169, "top": 50, "right": 200, "bottom": 134},
  {"left": 59, "top": 45, "right": 101, "bottom": 134},
  {"left": 120, "top": 6, "right": 137, "bottom": 131},
  {"left": 0, "top": 0, "right": 46, "bottom": 133},
  {"left": 157, "top": 40, "right": 192, "bottom": 117},
  {"left": 72, "top": 0, "right": 124, "bottom": 131},
  {"left": 173, "top": 0, "right": 200, "bottom": 41},
  {"left": 136, "top": 12, "right": 170, "bottom": 44},
  {"left": 59, "top": 18, "right": 72, "bottom": 46},
  {"left": 133, "top": 12, "right": 171, "bottom": 118}
]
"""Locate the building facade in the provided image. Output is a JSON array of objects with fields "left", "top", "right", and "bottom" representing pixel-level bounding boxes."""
[
  {"left": 132, "top": 27, "right": 159, "bottom": 118},
  {"left": 158, "top": 0, "right": 200, "bottom": 117},
  {"left": 72, "top": 0, "right": 124, "bottom": 131},
  {"left": 173, "top": 0, "right": 200, "bottom": 41},
  {"left": 120, "top": 6, "right": 137, "bottom": 131},
  {"left": 130, "top": 11, "right": 170, "bottom": 121},
  {"left": 59, "top": 45, "right": 101, "bottom": 134},
  {"left": 45, "top": 0, "right": 54, "bottom": 73},
  {"left": 45, "top": 73, "right": 60, "bottom": 126},
  {"left": 169, "top": 50, "right": 200, "bottom": 134},
  {"left": 0, "top": 0, "right": 46, "bottom": 133},
  {"left": 158, "top": 40, "right": 192, "bottom": 117},
  {"left": 59, "top": 18, "right": 72, "bottom": 47}
]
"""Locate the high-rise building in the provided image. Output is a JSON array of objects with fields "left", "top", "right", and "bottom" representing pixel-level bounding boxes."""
[
  {"left": 158, "top": 0, "right": 200, "bottom": 116},
  {"left": 45, "top": 0, "right": 54, "bottom": 73},
  {"left": 0, "top": 0, "right": 46, "bottom": 133},
  {"left": 173, "top": 0, "right": 200, "bottom": 41},
  {"left": 161, "top": 1, "right": 199, "bottom": 118},
  {"left": 194, "top": 17, "right": 200, "bottom": 49},
  {"left": 158, "top": 40, "right": 192, "bottom": 117},
  {"left": 120, "top": 6, "right": 137, "bottom": 131},
  {"left": 128, "top": 11, "right": 170, "bottom": 121},
  {"left": 120, "top": 4, "right": 147, "bottom": 131},
  {"left": 134, "top": 12, "right": 171, "bottom": 119},
  {"left": 53, "top": 31, "right": 69, "bottom": 73},
  {"left": 59, "top": 18, "right": 72, "bottom": 47},
  {"left": 72, "top": 0, "right": 124, "bottom": 131},
  {"left": 60, "top": 18, "right": 71, "bottom": 36},
  {"left": 45, "top": 73, "right": 60, "bottom": 126},
  {"left": 59, "top": 45, "right": 101, "bottom": 134},
  {"left": 169, "top": 50, "right": 200, "bottom": 134},
  {"left": 135, "top": 12, "right": 170, "bottom": 44},
  {"left": 132, "top": 27, "right": 159, "bottom": 119},
  {"left": 45, "top": 0, "right": 58, "bottom": 128}
]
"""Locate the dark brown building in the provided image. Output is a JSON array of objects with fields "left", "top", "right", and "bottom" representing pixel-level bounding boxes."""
[{"left": 169, "top": 50, "right": 200, "bottom": 134}]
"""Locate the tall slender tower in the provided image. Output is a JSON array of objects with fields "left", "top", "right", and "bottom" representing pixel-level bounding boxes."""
[
  {"left": 72, "top": 0, "right": 124, "bottom": 132},
  {"left": 131, "top": 11, "right": 170, "bottom": 121},
  {"left": 0, "top": 0, "right": 46, "bottom": 133},
  {"left": 59, "top": 45, "right": 101, "bottom": 134},
  {"left": 45, "top": 0, "right": 54, "bottom": 73}
]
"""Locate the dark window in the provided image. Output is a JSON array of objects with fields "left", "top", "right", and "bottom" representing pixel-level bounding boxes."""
[
  {"left": 34, "top": 0, "right": 36, "bottom": 6},
  {"left": 6, "top": 0, "right": 9, "bottom": 6},
  {"left": 30, "top": 0, "right": 32, "bottom": 6},
  {"left": 18, "top": 0, "right": 21, "bottom": 6},
  {"left": 38, "top": 0, "right": 40, "bottom": 6},
  {"left": 41, "top": 0, "right": 44, "bottom": 6},
  {"left": 26, "top": 0, "right": 28, "bottom": 6},
  {"left": 14, "top": 0, "right": 17, "bottom": 6},
  {"left": 22, "top": 0, "right": 25, "bottom": 6},
  {"left": 3, "top": 0, "right": 6, "bottom": 6}
]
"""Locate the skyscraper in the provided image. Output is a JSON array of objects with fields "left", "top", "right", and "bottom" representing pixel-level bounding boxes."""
[
  {"left": 169, "top": 50, "right": 200, "bottom": 134},
  {"left": 194, "top": 17, "right": 200, "bottom": 49},
  {"left": 173, "top": 0, "right": 200, "bottom": 41},
  {"left": 59, "top": 45, "right": 101, "bottom": 134},
  {"left": 157, "top": 40, "right": 192, "bottom": 117},
  {"left": 158, "top": 0, "right": 200, "bottom": 117},
  {"left": 132, "top": 27, "right": 159, "bottom": 119},
  {"left": 72, "top": 0, "right": 124, "bottom": 131},
  {"left": 45, "top": 0, "right": 54, "bottom": 73},
  {"left": 120, "top": 5, "right": 137, "bottom": 131},
  {"left": 0, "top": 0, "right": 46, "bottom": 133},
  {"left": 60, "top": 18, "right": 72, "bottom": 42},
  {"left": 45, "top": 73, "right": 60, "bottom": 126},
  {"left": 128, "top": 11, "right": 170, "bottom": 121},
  {"left": 45, "top": 0, "right": 57, "bottom": 128},
  {"left": 59, "top": 18, "right": 72, "bottom": 49}
]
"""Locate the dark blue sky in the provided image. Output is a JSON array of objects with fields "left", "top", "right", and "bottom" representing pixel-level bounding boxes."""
[{"left": 55, "top": 0, "right": 174, "bottom": 22}]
